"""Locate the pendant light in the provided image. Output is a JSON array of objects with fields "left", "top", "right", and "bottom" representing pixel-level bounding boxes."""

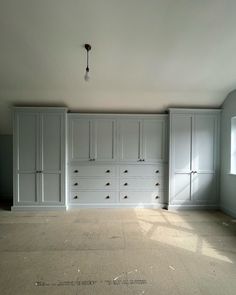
[{"left": 84, "top": 44, "right": 91, "bottom": 81}]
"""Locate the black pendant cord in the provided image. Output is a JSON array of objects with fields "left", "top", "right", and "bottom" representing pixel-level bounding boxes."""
[{"left": 86, "top": 49, "right": 89, "bottom": 73}]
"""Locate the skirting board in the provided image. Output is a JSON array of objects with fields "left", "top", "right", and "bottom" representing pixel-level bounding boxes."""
[
  {"left": 168, "top": 204, "right": 219, "bottom": 210},
  {"left": 220, "top": 205, "right": 236, "bottom": 218},
  {"left": 67, "top": 203, "right": 167, "bottom": 209},
  {"left": 11, "top": 205, "right": 67, "bottom": 211}
]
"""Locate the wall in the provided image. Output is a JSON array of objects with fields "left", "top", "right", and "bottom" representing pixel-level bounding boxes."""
[
  {"left": 0, "top": 135, "right": 13, "bottom": 201},
  {"left": 220, "top": 91, "right": 236, "bottom": 217}
]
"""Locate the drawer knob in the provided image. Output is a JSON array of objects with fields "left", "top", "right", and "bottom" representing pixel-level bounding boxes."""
[
  {"left": 73, "top": 195, "right": 78, "bottom": 199},
  {"left": 124, "top": 196, "right": 128, "bottom": 199},
  {"left": 106, "top": 182, "right": 110, "bottom": 186},
  {"left": 74, "top": 170, "right": 79, "bottom": 173},
  {"left": 106, "top": 170, "right": 110, "bottom": 173},
  {"left": 124, "top": 183, "right": 128, "bottom": 186},
  {"left": 155, "top": 196, "right": 159, "bottom": 199},
  {"left": 105, "top": 196, "right": 110, "bottom": 199},
  {"left": 74, "top": 183, "right": 78, "bottom": 186},
  {"left": 155, "top": 183, "right": 160, "bottom": 186},
  {"left": 124, "top": 170, "right": 128, "bottom": 173},
  {"left": 155, "top": 170, "right": 159, "bottom": 173}
]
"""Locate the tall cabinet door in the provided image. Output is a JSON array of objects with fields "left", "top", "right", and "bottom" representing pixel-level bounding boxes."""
[
  {"left": 14, "top": 112, "right": 39, "bottom": 205},
  {"left": 40, "top": 113, "right": 65, "bottom": 205},
  {"left": 191, "top": 114, "right": 218, "bottom": 204},
  {"left": 170, "top": 114, "right": 193, "bottom": 204},
  {"left": 119, "top": 119, "right": 142, "bottom": 162},
  {"left": 142, "top": 118, "right": 167, "bottom": 162},
  {"left": 69, "top": 118, "right": 92, "bottom": 161},
  {"left": 93, "top": 119, "right": 116, "bottom": 161}
]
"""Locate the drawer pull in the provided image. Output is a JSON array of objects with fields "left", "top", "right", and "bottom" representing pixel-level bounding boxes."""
[
  {"left": 106, "top": 170, "right": 110, "bottom": 173},
  {"left": 73, "top": 195, "right": 78, "bottom": 199},
  {"left": 155, "top": 183, "right": 160, "bottom": 186},
  {"left": 74, "top": 182, "right": 78, "bottom": 186},
  {"left": 124, "top": 183, "right": 128, "bottom": 186},
  {"left": 105, "top": 196, "right": 110, "bottom": 199},
  {"left": 155, "top": 196, "right": 159, "bottom": 199},
  {"left": 123, "top": 196, "right": 128, "bottom": 199},
  {"left": 106, "top": 182, "right": 110, "bottom": 186},
  {"left": 155, "top": 170, "right": 159, "bottom": 173},
  {"left": 124, "top": 170, "right": 128, "bottom": 173},
  {"left": 74, "top": 170, "right": 79, "bottom": 173}
]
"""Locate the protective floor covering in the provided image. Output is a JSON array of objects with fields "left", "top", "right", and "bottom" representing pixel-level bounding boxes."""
[{"left": 0, "top": 208, "right": 236, "bottom": 295}]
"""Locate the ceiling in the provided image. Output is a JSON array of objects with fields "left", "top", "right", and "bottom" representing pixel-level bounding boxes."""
[{"left": 1, "top": 0, "right": 236, "bottom": 133}]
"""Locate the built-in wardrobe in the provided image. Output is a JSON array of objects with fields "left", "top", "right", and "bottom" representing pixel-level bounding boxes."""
[{"left": 12, "top": 107, "right": 221, "bottom": 210}]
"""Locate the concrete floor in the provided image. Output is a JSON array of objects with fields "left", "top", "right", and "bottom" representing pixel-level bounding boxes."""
[{"left": 0, "top": 208, "right": 236, "bottom": 295}]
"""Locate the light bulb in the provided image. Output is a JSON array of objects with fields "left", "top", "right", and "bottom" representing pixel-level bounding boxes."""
[{"left": 84, "top": 70, "right": 90, "bottom": 82}]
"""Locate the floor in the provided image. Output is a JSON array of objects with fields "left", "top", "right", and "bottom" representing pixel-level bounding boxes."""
[{"left": 0, "top": 209, "right": 236, "bottom": 295}]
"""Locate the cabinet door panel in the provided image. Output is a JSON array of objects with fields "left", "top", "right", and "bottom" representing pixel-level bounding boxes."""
[
  {"left": 172, "top": 174, "right": 191, "bottom": 203},
  {"left": 192, "top": 174, "right": 216, "bottom": 203},
  {"left": 41, "top": 113, "right": 61, "bottom": 171},
  {"left": 42, "top": 173, "right": 61, "bottom": 204},
  {"left": 17, "top": 173, "right": 37, "bottom": 204},
  {"left": 70, "top": 119, "right": 91, "bottom": 161},
  {"left": 17, "top": 113, "right": 38, "bottom": 171},
  {"left": 94, "top": 119, "right": 116, "bottom": 161},
  {"left": 143, "top": 119, "right": 166, "bottom": 162},
  {"left": 119, "top": 120, "right": 141, "bottom": 161}
]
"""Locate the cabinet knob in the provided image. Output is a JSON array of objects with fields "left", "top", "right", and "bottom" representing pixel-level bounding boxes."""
[
  {"left": 138, "top": 159, "right": 142, "bottom": 162},
  {"left": 155, "top": 183, "right": 160, "bottom": 186},
  {"left": 74, "top": 183, "right": 78, "bottom": 186},
  {"left": 105, "top": 196, "right": 110, "bottom": 199},
  {"left": 124, "top": 183, "right": 128, "bottom": 186},
  {"left": 73, "top": 195, "right": 78, "bottom": 199},
  {"left": 74, "top": 170, "right": 79, "bottom": 173},
  {"left": 123, "top": 196, "right": 128, "bottom": 199},
  {"left": 124, "top": 170, "right": 128, "bottom": 173},
  {"left": 142, "top": 159, "right": 145, "bottom": 162},
  {"left": 106, "top": 170, "right": 110, "bottom": 173},
  {"left": 155, "top": 196, "right": 159, "bottom": 199},
  {"left": 106, "top": 182, "right": 110, "bottom": 186},
  {"left": 155, "top": 170, "right": 159, "bottom": 173}
]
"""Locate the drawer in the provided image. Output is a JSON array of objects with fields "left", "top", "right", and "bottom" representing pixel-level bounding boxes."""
[
  {"left": 119, "top": 191, "right": 162, "bottom": 203},
  {"left": 70, "top": 165, "right": 116, "bottom": 177},
  {"left": 70, "top": 178, "right": 116, "bottom": 190},
  {"left": 70, "top": 191, "right": 117, "bottom": 203},
  {"left": 119, "top": 178, "right": 165, "bottom": 190},
  {"left": 119, "top": 165, "right": 166, "bottom": 177}
]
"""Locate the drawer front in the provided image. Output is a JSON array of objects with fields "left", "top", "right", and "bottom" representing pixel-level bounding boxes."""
[
  {"left": 71, "top": 178, "right": 116, "bottom": 190},
  {"left": 119, "top": 165, "right": 166, "bottom": 177},
  {"left": 70, "top": 191, "right": 117, "bottom": 203},
  {"left": 70, "top": 165, "right": 116, "bottom": 177},
  {"left": 119, "top": 191, "right": 162, "bottom": 203},
  {"left": 119, "top": 178, "right": 165, "bottom": 190}
]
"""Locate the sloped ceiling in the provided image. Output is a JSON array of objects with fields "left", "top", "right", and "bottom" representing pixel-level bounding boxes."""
[{"left": 1, "top": 0, "right": 236, "bottom": 133}]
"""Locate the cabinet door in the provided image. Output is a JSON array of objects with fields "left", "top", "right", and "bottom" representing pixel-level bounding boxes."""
[
  {"left": 93, "top": 119, "right": 116, "bottom": 161},
  {"left": 192, "top": 114, "right": 218, "bottom": 203},
  {"left": 142, "top": 118, "right": 167, "bottom": 162},
  {"left": 69, "top": 118, "right": 92, "bottom": 161},
  {"left": 40, "top": 113, "right": 65, "bottom": 205},
  {"left": 119, "top": 119, "right": 142, "bottom": 162},
  {"left": 14, "top": 112, "right": 39, "bottom": 205},
  {"left": 170, "top": 114, "right": 192, "bottom": 204}
]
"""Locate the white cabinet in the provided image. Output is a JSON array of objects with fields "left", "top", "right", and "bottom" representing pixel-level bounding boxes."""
[
  {"left": 69, "top": 116, "right": 116, "bottom": 162},
  {"left": 118, "top": 116, "right": 167, "bottom": 162},
  {"left": 169, "top": 109, "right": 221, "bottom": 208},
  {"left": 12, "top": 108, "right": 67, "bottom": 210}
]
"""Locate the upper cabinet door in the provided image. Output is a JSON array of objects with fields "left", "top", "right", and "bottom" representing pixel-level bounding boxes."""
[
  {"left": 119, "top": 119, "right": 142, "bottom": 162},
  {"left": 14, "top": 112, "right": 39, "bottom": 205},
  {"left": 40, "top": 113, "right": 65, "bottom": 205},
  {"left": 142, "top": 118, "right": 167, "bottom": 162},
  {"left": 69, "top": 118, "right": 92, "bottom": 161},
  {"left": 93, "top": 119, "right": 116, "bottom": 161}
]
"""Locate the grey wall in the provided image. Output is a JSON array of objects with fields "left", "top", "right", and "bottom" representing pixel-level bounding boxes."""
[
  {"left": 220, "top": 91, "right": 236, "bottom": 217},
  {"left": 0, "top": 135, "right": 13, "bottom": 201}
]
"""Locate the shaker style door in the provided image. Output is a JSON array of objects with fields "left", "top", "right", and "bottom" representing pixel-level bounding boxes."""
[
  {"left": 118, "top": 119, "right": 142, "bottom": 162},
  {"left": 170, "top": 114, "right": 193, "bottom": 204},
  {"left": 14, "top": 112, "right": 39, "bottom": 205}
]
